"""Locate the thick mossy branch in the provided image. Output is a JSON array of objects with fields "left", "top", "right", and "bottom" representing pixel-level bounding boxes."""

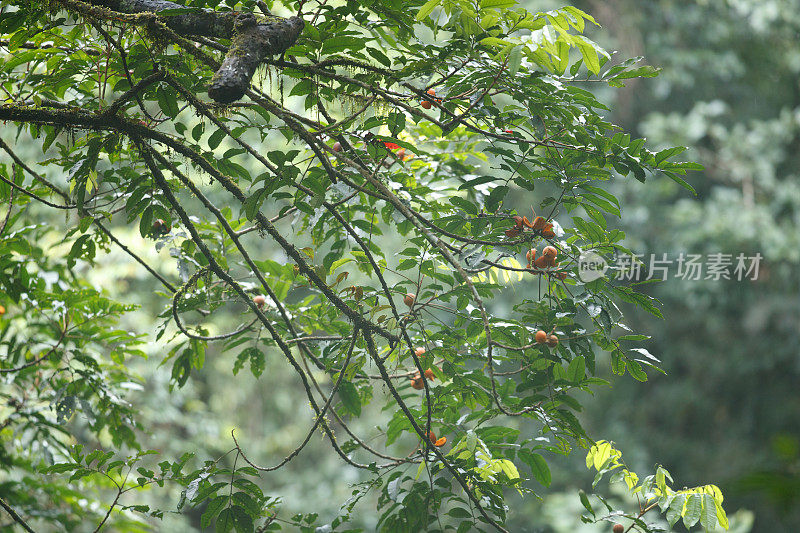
[
  {"left": 77, "top": 0, "right": 304, "bottom": 103},
  {"left": 208, "top": 13, "right": 304, "bottom": 104}
]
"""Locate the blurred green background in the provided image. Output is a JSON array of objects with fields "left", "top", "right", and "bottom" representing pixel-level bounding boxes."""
[{"left": 4, "top": 0, "right": 800, "bottom": 531}]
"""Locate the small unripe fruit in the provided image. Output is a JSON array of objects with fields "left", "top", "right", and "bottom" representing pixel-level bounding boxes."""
[
  {"left": 253, "top": 295, "right": 266, "bottom": 308},
  {"left": 415, "top": 347, "right": 426, "bottom": 357},
  {"left": 613, "top": 525, "right": 624, "bottom": 533},
  {"left": 546, "top": 334, "right": 559, "bottom": 347},
  {"left": 404, "top": 293, "right": 416, "bottom": 307},
  {"left": 332, "top": 141, "right": 342, "bottom": 152},
  {"left": 535, "top": 330, "right": 547, "bottom": 344},
  {"left": 542, "top": 245, "right": 557, "bottom": 258}
]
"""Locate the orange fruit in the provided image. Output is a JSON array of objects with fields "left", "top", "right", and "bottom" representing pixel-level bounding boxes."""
[
  {"left": 434, "top": 436, "right": 447, "bottom": 447},
  {"left": 404, "top": 293, "right": 416, "bottom": 307},
  {"left": 332, "top": 141, "right": 342, "bottom": 152},
  {"left": 546, "top": 334, "right": 559, "bottom": 347},
  {"left": 253, "top": 295, "right": 266, "bottom": 308},
  {"left": 415, "top": 347, "right": 426, "bottom": 357},
  {"left": 613, "top": 525, "right": 624, "bottom": 533},
  {"left": 535, "top": 330, "right": 547, "bottom": 344},
  {"left": 526, "top": 248, "right": 536, "bottom": 263},
  {"left": 542, "top": 245, "right": 557, "bottom": 258},
  {"left": 421, "top": 100, "right": 432, "bottom": 109},
  {"left": 534, "top": 255, "right": 549, "bottom": 269},
  {"left": 411, "top": 377, "right": 424, "bottom": 389},
  {"left": 531, "top": 216, "right": 547, "bottom": 231},
  {"left": 424, "top": 368, "right": 435, "bottom": 380}
]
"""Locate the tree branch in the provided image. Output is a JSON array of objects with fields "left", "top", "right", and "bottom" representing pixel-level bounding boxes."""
[{"left": 62, "top": 0, "right": 304, "bottom": 103}]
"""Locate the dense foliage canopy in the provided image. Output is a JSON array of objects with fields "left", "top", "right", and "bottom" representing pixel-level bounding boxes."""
[{"left": 0, "top": 0, "right": 736, "bottom": 531}]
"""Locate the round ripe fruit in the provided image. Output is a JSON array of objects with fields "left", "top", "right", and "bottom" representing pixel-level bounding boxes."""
[
  {"left": 535, "top": 330, "right": 547, "bottom": 344},
  {"left": 428, "top": 430, "right": 436, "bottom": 443},
  {"left": 526, "top": 248, "right": 536, "bottom": 263},
  {"left": 404, "top": 293, "right": 416, "bottom": 307},
  {"left": 427, "top": 88, "right": 437, "bottom": 98},
  {"left": 424, "top": 368, "right": 435, "bottom": 380},
  {"left": 332, "top": 141, "right": 342, "bottom": 152},
  {"left": 434, "top": 436, "right": 447, "bottom": 447},
  {"left": 534, "top": 255, "right": 549, "bottom": 269},
  {"left": 613, "top": 525, "right": 624, "bottom": 533},
  {"left": 546, "top": 334, "right": 559, "bottom": 347},
  {"left": 253, "top": 295, "right": 266, "bottom": 308},
  {"left": 542, "top": 245, "right": 557, "bottom": 258},
  {"left": 421, "top": 99, "right": 432, "bottom": 109},
  {"left": 0, "top": 304, "right": 5, "bottom": 316},
  {"left": 411, "top": 377, "right": 424, "bottom": 390},
  {"left": 415, "top": 347, "right": 426, "bottom": 357}
]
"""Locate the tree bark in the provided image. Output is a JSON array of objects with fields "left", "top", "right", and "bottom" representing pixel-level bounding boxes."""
[{"left": 82, "top": 0, "right": 304, "bottom": 103}]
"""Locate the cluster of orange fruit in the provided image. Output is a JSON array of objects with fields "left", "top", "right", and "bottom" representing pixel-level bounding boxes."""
[
  {"left": 420, "top": 89, "right": 441, "bottom": 109},
  {"left": 535, "top": 329, "right": 559, "bottom": 347},
  {"left": 427, "top": 430, "right": 447, "bottom": 447},
  {"left": 409, "top": 347, "right": 437, "bottom": 389},
  {"left": 526, "top": 246, "right": 568, "bottom": 279},
  {"left": 505, "top": 213, "right": 556, "bottom": 239}
]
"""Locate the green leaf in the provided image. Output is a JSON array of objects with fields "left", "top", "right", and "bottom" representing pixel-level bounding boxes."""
[
  {"left": 566, "top": 356, "right": 586, "bottom": 383},
  {"left": 338, "top": 381, "right": 361, "bottom": 416},
  {"left": 520, "top": 450, "right": 551, "bottom": 487},
  {"left": 202, "top": 496, "right": 229, "bottom": 529},
  {"left": 416, "top": 0, "right": 441, "bottom": 21},
  {"left": 683, "top": 493, "right": 702, "bottom": 528}
]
